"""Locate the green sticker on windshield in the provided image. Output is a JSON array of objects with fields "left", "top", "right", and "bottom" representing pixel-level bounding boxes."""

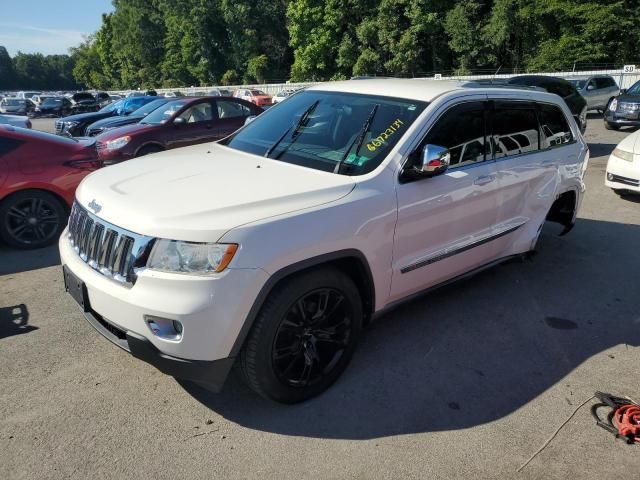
[{"left": 346, "top": 153, "right": 369, "bottom": 166}]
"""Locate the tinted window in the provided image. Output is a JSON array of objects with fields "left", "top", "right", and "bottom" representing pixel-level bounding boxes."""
[
  {"left": 141, "top": 100, "right": 189, "bottom": 124},
  {"left": 0, "top": 137, "right": 24, "bottom": 156},
  {"left": 422, "top": 102, "right": 487, "bottom": 167},
  {"left": 492, "top": 103, "right": 539, "bottom": 158},
  {"left": 217, "top": 100, "right": 251, "bottom": 119},
  {"left": 538, "top": 104, "right": 573, "bottom": 148}
]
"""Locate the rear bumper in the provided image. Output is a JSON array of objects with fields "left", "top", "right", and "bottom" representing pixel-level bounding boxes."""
[{"left": 82, "top": 306, "right": 235, "bottom": 390}]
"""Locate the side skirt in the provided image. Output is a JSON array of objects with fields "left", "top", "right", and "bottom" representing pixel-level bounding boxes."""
[{"left": 373, "top": 253, "right": 523, "bottom": 321}]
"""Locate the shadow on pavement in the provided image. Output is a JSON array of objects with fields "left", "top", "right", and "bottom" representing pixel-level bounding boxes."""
[
  {"left": 587, "top": 142, "right": 617, "bottom": 158},
  {"left": 0, "top": 304, "right": 37, "bottom": 340},
  {"left": 0, "top": 244, "right": 60, "bottom": 276},
  {"left": 182, "top": 218, "right": 640, "bottom": 439}
]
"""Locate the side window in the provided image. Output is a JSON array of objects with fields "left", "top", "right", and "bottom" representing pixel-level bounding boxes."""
[
  {"left": 0, "top": 137, "right": 24, "bottom": 157},
  {"left": 422, "top": 101, "right": 488, "bottom": 168},
  {"left": 587, "top": 79, "right": 597, "bottom": 90},
  {"left": 538, "top": 103, "right": 574, "bottom": 148},
  {"left": 492, "top": 103, "right": 539, "bottom": 159},
  {"left": 178, "top": 102, "right": 214, "bottom": 123},
  {"left": 217, "top": 100, "right": 250, "bottom": 119}
]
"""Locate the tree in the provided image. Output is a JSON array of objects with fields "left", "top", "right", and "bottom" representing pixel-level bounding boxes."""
[{"left": 0, "top": 46, "right": 16, "bottom": 89}]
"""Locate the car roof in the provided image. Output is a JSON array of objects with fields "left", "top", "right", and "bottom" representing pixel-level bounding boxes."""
[{"left": 307, "top": 79, "right": 467, "bottom": 101}]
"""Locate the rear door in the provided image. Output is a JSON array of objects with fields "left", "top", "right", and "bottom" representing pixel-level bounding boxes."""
[{"left": 391, "top": 98, "right": 502, "bottom": 301}]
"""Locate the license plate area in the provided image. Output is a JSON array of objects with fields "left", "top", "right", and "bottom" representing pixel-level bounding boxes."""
[{"left": 63, "top": 266, "right": 90, "bottom": 312}]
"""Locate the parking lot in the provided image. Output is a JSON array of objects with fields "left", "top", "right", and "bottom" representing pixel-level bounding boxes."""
[{"left": 1, "top": 116, "right": 639, "bottom": 479}]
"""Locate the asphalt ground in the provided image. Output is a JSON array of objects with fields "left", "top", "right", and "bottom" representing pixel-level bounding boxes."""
[{"left": 1, "top": 116, "right": 639, "bottom": 479}]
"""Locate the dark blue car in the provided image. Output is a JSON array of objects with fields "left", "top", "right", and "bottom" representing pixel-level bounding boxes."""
[
  {"left": 55, "top": 96, "right": 161, "bottom": 137},
  {"left": 85, "top": 98, "right": 171, "bottom": 136}
]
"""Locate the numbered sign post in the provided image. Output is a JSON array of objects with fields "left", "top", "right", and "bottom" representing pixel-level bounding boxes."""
[{"left": 623, "top": 65, "right": 636, "bottom": 73}]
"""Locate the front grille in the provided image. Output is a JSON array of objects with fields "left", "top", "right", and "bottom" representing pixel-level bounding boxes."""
[
  {"left": 55, "top": 120, "right": 64, "bottom": 135},
  {"left": 67, "top": 202, "right": 153, "bottom": 286},
  {"left": 619, "top": 102, "right": 640, "bottom": 112},
  {"left": 608, "top": 173, "right": 640, "bottom": 186}
]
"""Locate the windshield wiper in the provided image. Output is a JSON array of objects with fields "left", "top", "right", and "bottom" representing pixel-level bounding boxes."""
[
  {"left": 264, "top": 100, "right": 319, "bottom": 158},
  {"left": 334, "top": 104, "right": 379, "bottom": 174}
]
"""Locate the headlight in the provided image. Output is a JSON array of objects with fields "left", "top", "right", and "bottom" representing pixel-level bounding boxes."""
[
  {"left": 105, "top": 136, "right": 131, "bottom": 151},
  {"left": 147, "top": 240, "right": 238, "bottom": 275},
  {"left": 64, "top": 120, "right": 79, "bottom": 129},
  {"left": 612, "top": 147, "right": 634, "bottom": 162},
  {"left": 609, "top": 98, "right": 618, "bottom": 111}
]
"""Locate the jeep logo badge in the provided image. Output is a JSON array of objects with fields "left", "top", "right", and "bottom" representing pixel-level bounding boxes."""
[{"left": 88, "top": 199, "right": 102, "bottom": 214}]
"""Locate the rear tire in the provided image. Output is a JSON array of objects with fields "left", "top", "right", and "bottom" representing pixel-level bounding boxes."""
[
  {"left": 0, "top": 190, "right": 67, "bottom": 249},
  {"left": 240, "top": 267, "right": 363, "bottom": 403}
]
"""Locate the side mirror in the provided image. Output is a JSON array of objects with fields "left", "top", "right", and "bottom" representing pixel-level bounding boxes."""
[
  {"left": 587, "top": 84, "right": 595, "bottom": 91},
  {"left": 620, "top": 89, "right": 627, "bottom": 95},
  {"left": 420, "top": 144, "right": 450, "bottom": 176},
  {"left": 244, "top": 115, "right": 257, "bottom": 125},
  {"left": 174, "top": 117, "right": 186, "bottom": 126}
]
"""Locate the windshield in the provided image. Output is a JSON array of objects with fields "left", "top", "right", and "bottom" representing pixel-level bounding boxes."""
[
  {"left": 626, "top": 81, "right": 640, "bottom": 95},
  {"left": 131, "top": 99, "right": 168, "bottom": 116},
  {"left": 567, "top": 79, "right": 587, "bottom": 89},
  {"left": 222, "top": 91, "right": 427, "bottom": 176},
  {"left": 42, "top": 98, "right": 63, "bottom": 106},
  {"left": 141, "top": 100, "right": 188, "bottom": 124},
  {"left": 74, "top": 93, "right": 94, "bottom": 101},
  {"left": 100, "top": 99, "right": 124, "bottom": 113},
  {"left": 251, "top": 90, "right": 267, "bottom": 96}
]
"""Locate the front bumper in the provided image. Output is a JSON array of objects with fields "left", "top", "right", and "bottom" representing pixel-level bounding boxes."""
[
  {"left": 605, "top": 152, "right": 640, "bottom": 192},
  {"left": 59, "top": 230, "right": 269, "bottom": 388},
  {"left": 604, "top": 112, "right": 640, "bottom": 127}
]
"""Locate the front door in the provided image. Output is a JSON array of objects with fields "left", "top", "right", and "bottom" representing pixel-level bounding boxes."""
[
  {"left": 166, "top": 100, "right": 216, "bottom": 149},
  {"left": 390, "top": 100, "right": 502, "bottom": 302}
]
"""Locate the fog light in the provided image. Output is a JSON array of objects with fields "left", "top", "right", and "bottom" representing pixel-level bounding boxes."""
[
  {"left": 607, "top": 173, "right": 613, "bottom": 181},
  {"left": 144, "top": 315, "right": 183, "bottom": 341}
]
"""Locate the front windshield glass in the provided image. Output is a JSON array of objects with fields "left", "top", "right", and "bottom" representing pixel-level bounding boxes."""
[
  {"left": 626, "top": 81, "right": 640, "bottom": 95},
  {"left": 141, "top": 100, "right": 188, "bottom": 124},
  {"left": 42, "top": 98, "right": 63, "bottom": 106},
  {"left": 100, "top": 99, "right": 123, "bottom": 113},
  {"left": 132, "top": 99, "right": 168, "bottom": 116},
  {"left": 250, "top": 90, "right": 267, "bottom": 96},
  {"left": 567, "top": 79, "right": 587, "bottom": 89},
  {"left": 222, "top": 91, "right": 427, "bottom": 176}
]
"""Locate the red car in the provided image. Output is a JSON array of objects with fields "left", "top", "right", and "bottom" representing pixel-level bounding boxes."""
[
  {"left": 95, "top": 97, "right": 262, "bottom": 163},
  {"left": 233, "top": 88, "right": 273, "bottom": 107},
  {"left": 0, "top": 125, "right": 100, "bottom": 249}
]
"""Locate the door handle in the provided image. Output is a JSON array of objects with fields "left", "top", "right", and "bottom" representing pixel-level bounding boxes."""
[{"left": 474, "top": 174, "right": 496, "bottom": 186}]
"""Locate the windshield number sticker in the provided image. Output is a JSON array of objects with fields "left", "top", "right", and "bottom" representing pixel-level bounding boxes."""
[{"left": 367, "top": 119, "right": 404, "bottom": 152}]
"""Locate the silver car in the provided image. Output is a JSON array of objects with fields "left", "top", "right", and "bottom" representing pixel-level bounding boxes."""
[
  {"left": 566, "top": 75, "right": 620, "bottom": 112},
  {"left": 0, "top": 114, "right": 32, "bottom": 128}
]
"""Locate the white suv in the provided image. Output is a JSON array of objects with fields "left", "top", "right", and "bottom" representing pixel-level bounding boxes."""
[{"left": 60, "top": 80, "right": 588, "bottom": 403}]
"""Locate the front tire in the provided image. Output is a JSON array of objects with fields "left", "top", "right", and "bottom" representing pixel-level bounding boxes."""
[
  {"left": 240, "top": 267, "right": 363, "bottom": 403},
  {"left": 0, "top": 190, "right": 67, "bottom": 249}
]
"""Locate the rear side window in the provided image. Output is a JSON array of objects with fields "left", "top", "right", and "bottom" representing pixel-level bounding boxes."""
[
  {"left": 595, "top": 77, "right": 616, "bottom": 89},
  {"left": 216, "top": 100, "right": 251, "bottom": 119},
  {"left": 538, "top": 104, "right": 574, "bottom": 148},
  {"left": 423, "top": 101, "right": 488, "bottom": 168},
  {"left": 492, "top": 103, "right": 539, "bottom": 159}
]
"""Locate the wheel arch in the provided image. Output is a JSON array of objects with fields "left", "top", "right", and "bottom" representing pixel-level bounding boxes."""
[
  {"left": 546, "top": 188, "right": 578, "bottom": 235},
  {"left": 134, "top": 142, "right": 165, "bottom": 157},
  {"left": 0, "top": 186, "right": 71, "bottom": 214},
  {"left": 228, "top": 249, "right": 376, "bottom": 358}
]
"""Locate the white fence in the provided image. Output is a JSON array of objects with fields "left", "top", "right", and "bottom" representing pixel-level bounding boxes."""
[{"left": 113, "top": 68, "right": 640, "bottom": 96}]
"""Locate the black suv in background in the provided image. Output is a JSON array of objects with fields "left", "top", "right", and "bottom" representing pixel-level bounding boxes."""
[
  {"left": 68, "top": 92, "right": 99, "bottom": 113},
  {"left": 604, "top": 80, "right": 640, "bottom": 130},
  {"left": 506, "top": 76, "right": 588, "bottom": 133}
]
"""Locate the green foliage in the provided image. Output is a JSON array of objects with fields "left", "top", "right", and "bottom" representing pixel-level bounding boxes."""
[{"left": 7, "top": 0, "right": 638, "bottom": 90}]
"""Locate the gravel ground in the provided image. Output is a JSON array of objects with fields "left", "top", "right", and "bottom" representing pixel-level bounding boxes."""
[{"left": 1, "top": 115, "right": 639, "bottom": 479}]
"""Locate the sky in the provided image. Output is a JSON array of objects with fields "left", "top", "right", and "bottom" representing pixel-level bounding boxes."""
[{"left": 0, "top": 0, "right": 114, "bottom": 56}]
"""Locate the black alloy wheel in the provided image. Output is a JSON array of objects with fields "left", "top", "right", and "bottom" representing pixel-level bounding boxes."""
[
  {"left": 240, "top": 267, "right": 363, "bottom": 403},
  {"left": 272, "top": 288, "right": 353, "bottom": 388},
  {"left": 0, "top": 191, "right": 66, "bottom": 249}
]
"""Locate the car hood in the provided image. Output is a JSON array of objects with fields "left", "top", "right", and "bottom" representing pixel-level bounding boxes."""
[
  {"left": 95, "top": 122, "right": 154, "bottom": 141},
  {"left": 89, "top": 114, "right": 143, "bottom": 130},
  {"left": 61, "top": 110, "right": 113, "bottom": 123},
  {"left": 616, "top": 129, "right": 640, "bottom": 154},
  {"left": 616, "top": 93, "right": 640, "bottom": 104},
  {"left": 76, "top": 142, "right": 356, "bottom": 242}
]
